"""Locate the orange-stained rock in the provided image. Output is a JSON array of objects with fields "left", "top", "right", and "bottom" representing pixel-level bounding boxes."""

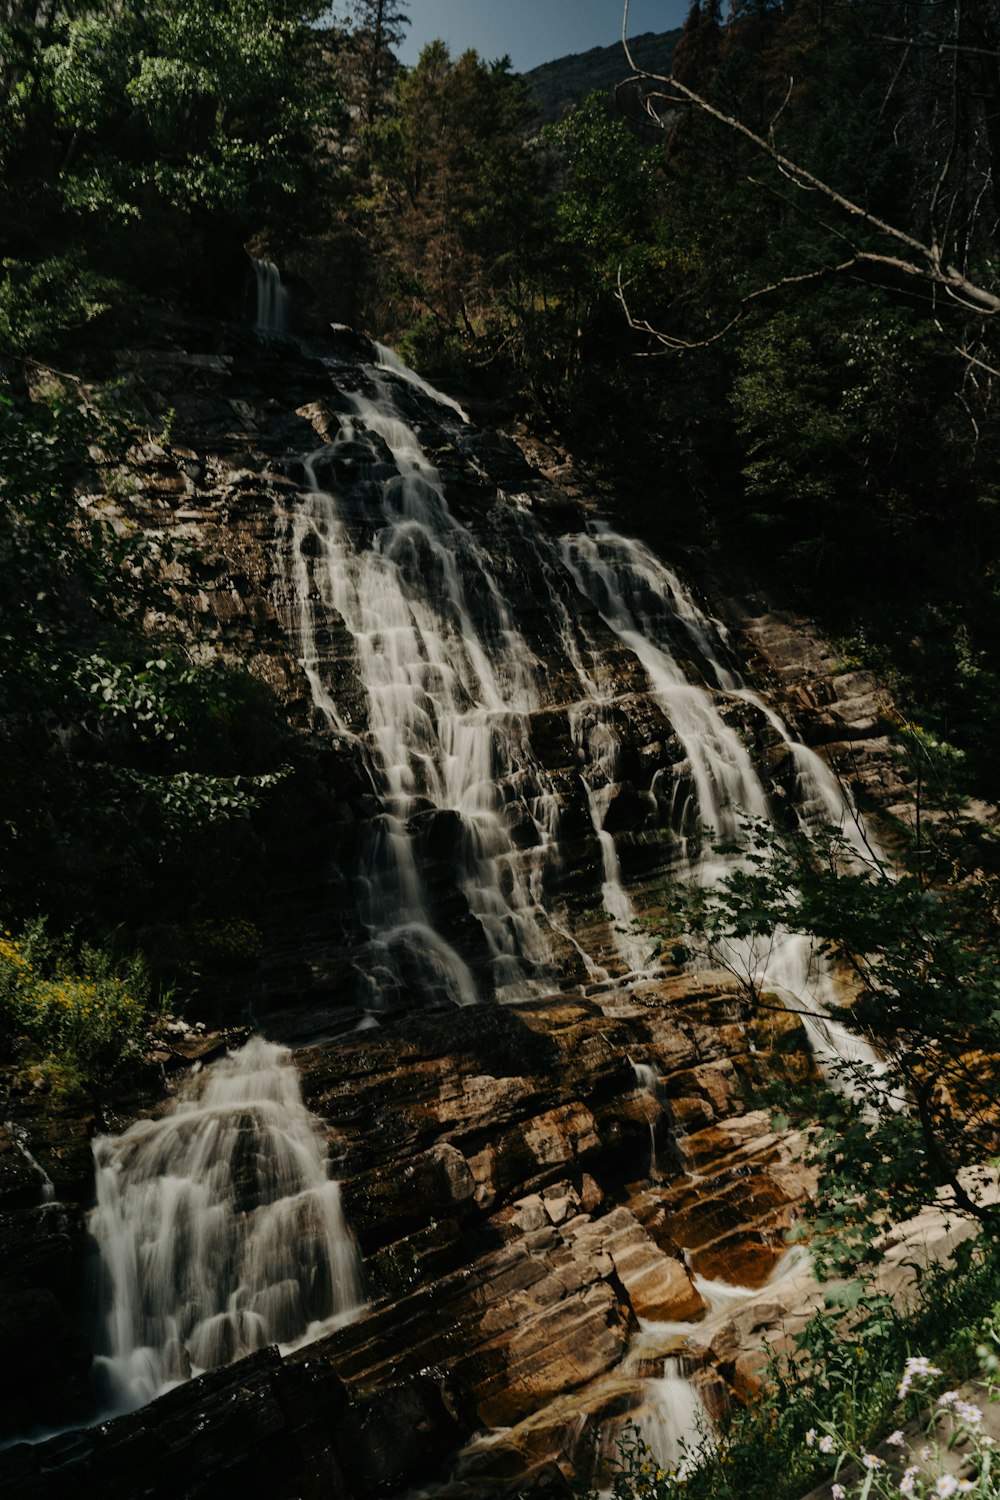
[
  {"left": 566, "top": 1208, "right": 706, "bottom": 1322},
  {"left": 689, "top": 1227, "right": 790, "bottom": 1289}
]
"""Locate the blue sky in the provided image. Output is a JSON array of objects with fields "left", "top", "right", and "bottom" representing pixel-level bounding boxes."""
[{"left": 396, "top": 1, "right": 690, "bottom": 74}]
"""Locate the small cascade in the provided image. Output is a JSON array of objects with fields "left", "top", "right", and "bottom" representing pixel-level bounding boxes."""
[
  {"left": 5, "top": 1119, "right": 56, "bottom": 1202},
  {"left": 595, "top": 1335, "right": 714, "bottom": 1480},
  {"left": 373, "top": 339, "right": 469, "bottom": 421},
  {"left": 629, "top": 1058, "right": 661, "bottom": 1180},
  {"left": 598, "top": 1248, "right": 811, "bottom": 1477},
  {"left": 635, "top": 1358, "right": 713, "bottom": 1475},
  {"left": 561, "top": 524, "right": 771, "bottom": 875},
  {"left": 252, "top": 256, "right": 289, "bottom": 335},
  {"left": 571, "top": 704, "right": 648, "bottom": 974},
  {"left": 89, "top": 1036, "right": 362, "bottom": 1415}
]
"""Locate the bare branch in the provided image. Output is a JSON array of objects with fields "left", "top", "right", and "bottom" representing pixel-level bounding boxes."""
[
  {"left": 768, "top": 74, "right": 795, "bottom": 151},
  {"left": 938, "top": 328, "right": 1000, "bottom": 378},
  {"left": 616, "top": 257, "right": 864, "bottom": 353},
  {"left": 876, "top": 34, "right": 1000, "bottom": 60},
  {"left": 619, "top": 0, "right": 1000, "bottom": 320}
]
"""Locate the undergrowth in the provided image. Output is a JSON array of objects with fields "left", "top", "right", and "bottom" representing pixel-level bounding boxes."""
[
  {"left": 0, "top": 918, "right": 164, "bottom": 1089},
  {"left": 582, "top": 1241, "right": 1000, "bottom": 1500}
]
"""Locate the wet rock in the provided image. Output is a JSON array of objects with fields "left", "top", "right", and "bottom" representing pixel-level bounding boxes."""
[
  {"left": 565, "top": 1208, "right": 705, "bottom": 1322},
  {"left": 458, "top": 431, "right": 533, "bottom": 485},
  {"left": 0, "top": 1202, "right": 83, "bottom": 1292},
  {"left": 0, "top": 1279, "right": 92, "bottom": 1441},
  {"left": 0, "top": 1123, "right": 47, "bottom": 1208},
  {"left": 331, "top": 1375, "right": 463, "bottom": 1495},
  {"left": 341, "top": 1143, "right": 477, "bottom": 1248}
]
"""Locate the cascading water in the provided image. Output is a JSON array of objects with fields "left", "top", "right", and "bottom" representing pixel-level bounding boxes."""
[
  {"left": 252, "top": 256, "right": 289, "bottom": 335},
  {"left": 272, "top": 338, "right": 887, "bottom": 1060},
  {"left": 570, "top": 704, "right": 650, "bottom": 974},
  {"left": 633, "top": 1359, "right": 713, "bottom": 1475},
  {"left": 72, "top": 329, "right": 889, "bottom": 1460},
  {"left": 276, "top": 372, "right": 566, "bottom": 1008},
  {"left": 561, "top": 525, "right": 771, "bottom": 872},
  {"left": 559, "top": 523, "right": 884, "bottom": 1088},
  {"left": 89, "top": 1036, "right": 362, "bottom": 1415},
  {"left": 267, "top": 337, "right": 891, "bottom": 1474},
  {"left": 629, "top": 1058, "right": 662, "bottom": 1180}
]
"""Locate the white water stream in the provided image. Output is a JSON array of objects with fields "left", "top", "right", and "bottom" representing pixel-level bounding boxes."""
[
  {"left": 277, "top": 374, "right": 565, "bottom": 1007},
  {"left": 560, "top": 523, "right": 885, "bottom": 1092},
  {"left": 89, "top": 1037, "right": 362, "bottom": 1415},
  {"left": 252, "top": 257, "right": 289, "bottom": 335},
  {"left": 270, "top": 331, "right": 884, "bottom": 1470}
]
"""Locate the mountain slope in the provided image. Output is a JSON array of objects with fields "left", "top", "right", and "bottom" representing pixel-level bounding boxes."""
[{"left": 523, "top": 28, "right": 680, "bottom": 124}]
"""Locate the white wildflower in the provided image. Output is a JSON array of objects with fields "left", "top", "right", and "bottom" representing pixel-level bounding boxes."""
[{"left": 898, "top": 1356, "right": 943, "bottom": 1399}]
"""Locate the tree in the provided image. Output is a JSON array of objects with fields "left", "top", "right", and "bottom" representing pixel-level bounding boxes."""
[
  {"left": 617, "top": 0, "right": 1000, "bottom": 370},
  {"left": 365, "top": 41, "right": 534, "bottom": 341},
  {"left": 343, "top": 0, "right": 408, "bottom": 126},
  {"left": 679, "top": 791, "right": 1000, "bottom": 1273},
  {"left": 0, "top": 0, "right": 333, "bottom": 327}
]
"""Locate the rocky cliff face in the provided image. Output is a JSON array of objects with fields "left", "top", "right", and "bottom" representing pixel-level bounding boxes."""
[{"left": 0, "top": 320, "right": 897, "bottom": 1497}]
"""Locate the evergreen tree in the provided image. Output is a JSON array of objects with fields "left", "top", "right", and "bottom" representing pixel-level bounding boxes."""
[
  {"left": 365, "top": 42, "right": 533, "bottom": 341},
  {"left": 346, "top": 0, "right": 408, "bottom": 126}
]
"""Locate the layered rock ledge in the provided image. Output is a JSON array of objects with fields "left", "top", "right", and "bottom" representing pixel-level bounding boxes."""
[{"left": 0, "top": 972, "right": 818, "bottom": 1497}]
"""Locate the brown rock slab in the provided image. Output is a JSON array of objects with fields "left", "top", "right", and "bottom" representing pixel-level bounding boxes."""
[{"left": 566, "top": 1208, "right": 705, "bottom": 1322}]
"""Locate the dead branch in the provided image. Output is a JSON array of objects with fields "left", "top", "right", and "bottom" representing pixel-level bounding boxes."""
[
  {"left": 876, "top": 34, "right": 1000, "bottom": 60},
  {"left": 620, "top": 0, "right": 1000, "bottom": 322},
  {"left": 616, "top": 257, "right": 863, "bottom": 353}
]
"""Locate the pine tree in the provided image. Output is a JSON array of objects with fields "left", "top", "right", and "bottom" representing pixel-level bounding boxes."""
[{"left": 347, "top": 0, "right": 408, "bottom": 126}]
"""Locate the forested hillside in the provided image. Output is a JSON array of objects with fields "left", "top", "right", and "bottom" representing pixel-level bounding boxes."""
[
  {"left": 523, "top": 26, "right": 680, "bottom": 122},
  {"left": 4, "top": 3, "right": 1000, "bottom": 1497}
]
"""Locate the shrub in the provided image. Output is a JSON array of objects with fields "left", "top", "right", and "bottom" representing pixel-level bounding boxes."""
[{"left": 0, "top": 920, "right": 159, "bottom": 1077}]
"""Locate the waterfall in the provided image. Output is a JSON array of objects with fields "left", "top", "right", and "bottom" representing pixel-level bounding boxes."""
[
  {"left": 560, "top": 525, "right": 772, "bottom": 871},
  {"left": 559, "top": 522, "right": 883, "bottom": 1087},
  {"left": 635, "top": 1359, "right": 713, "bottom": 1475},
  {"left": 276, "top": 371, "right": 564, "bottom": 1008},
  {"left": 89, "top": 1036, "right": 362, "bottom": 1415},
  {"left": 272, "top": 338, "right": 887, "bottom": 1086},
  {"left": 629, "top": 1058, "right": 661, "bottom": 1180},
  {"left": 252, "top": 257, "right": 289, "bottom": 335},
  {"left": 70, "top": 340, "right": 890, "bottom": 1472}
]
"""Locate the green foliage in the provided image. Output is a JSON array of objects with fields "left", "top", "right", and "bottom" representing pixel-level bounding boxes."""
[
  {"left": 582, "top": 1248, "right": 1000, "bottom": 1500},
  {"left": 0, "top": 253, "right": 125, "bottom": 356},
  {"left": 338, "top": 0, "right": 409, "bottom": 126},
  {"left": 0, "top": 0, "right": 336, "bottom": 340},
  {"left": 0, "top": 378, "right": 299, "bottom": 971},
  {"left": 678, "top": 809, "right": 1000, "bottom": 1275},
  {"left": 363, "top": 40, "right": 536, "bottom": 346},
  {"left": 0, "top": 919, "right": 158, "bottom": 1078}
]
